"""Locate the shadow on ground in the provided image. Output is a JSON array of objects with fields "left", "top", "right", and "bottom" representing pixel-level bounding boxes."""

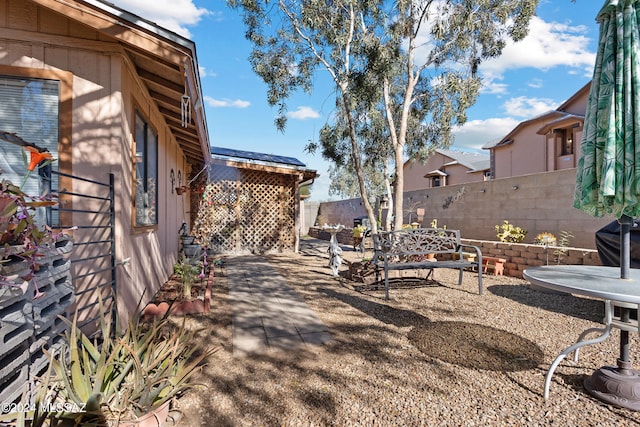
[
  {"left": 318, "top": 286, "right": 544, "bottom": 372},
  {"left": 488, "top": 284, "right": 604, "bottom": 323}
]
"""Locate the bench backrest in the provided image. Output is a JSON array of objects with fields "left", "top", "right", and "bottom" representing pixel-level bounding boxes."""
[{"left": 374, "top": 228, "right": 462, "bottom": 256}]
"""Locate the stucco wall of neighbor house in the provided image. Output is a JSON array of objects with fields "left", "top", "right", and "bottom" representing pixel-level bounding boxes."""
[
  {"left": 493, "top": 121, "right": 548, "bottom": 179},
  {"left": 0, "top": 3, "right": 191, "bottom": 326},
  {"left": 316, "top": 169, "right": 612, "bottom": 249},
  {"left": 403, "top": 152, "right": 486, "bottom": 191},
  {"left": 561, "top": 85, "right": 590, "bottom": 116}
]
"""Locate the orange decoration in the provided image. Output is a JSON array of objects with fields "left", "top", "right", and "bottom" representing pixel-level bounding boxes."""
[{"left": 24, "top": 146, "right": 52, "bottom": 171}]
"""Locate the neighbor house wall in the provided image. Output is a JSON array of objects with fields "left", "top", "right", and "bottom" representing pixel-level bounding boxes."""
[
  {"left": 493, "top": 121, "right": 548, "bottom": 179},
  {"left": 0, "top": 1, "right": 190, "bottom": 325},
  {"left": 403, "top": 152, "right": 485, "bottom": 191},
  {"left": 318, "top": 169, "right": 611, "bottom": 249}
]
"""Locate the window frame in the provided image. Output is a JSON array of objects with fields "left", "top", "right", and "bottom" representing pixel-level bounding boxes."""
[
  {"left": 133, "top": 111, "right": 159, "bottom": 228},
  {"left": 0, "top": 66, "right": 73, "bottom": 228}
]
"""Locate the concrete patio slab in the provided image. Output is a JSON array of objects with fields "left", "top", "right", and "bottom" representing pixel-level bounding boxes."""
[{"left": 225, "top": 254, "right": 333, "bottom": 356}]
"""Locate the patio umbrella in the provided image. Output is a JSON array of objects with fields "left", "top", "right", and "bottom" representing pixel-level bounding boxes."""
[
  {"left": 574, "top": 0, "right": 640, "bottom": 279},
  {"left": 573, "top": 0, "right": 640, "bottom": 408}
]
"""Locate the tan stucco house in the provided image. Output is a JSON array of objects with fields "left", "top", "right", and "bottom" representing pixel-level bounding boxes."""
[
  {"left": 403, "top": 149, "right": 490, "bottom": 191},
  {"left": 0, "top": 0, "right": 210, "bottom": 325},
  {"left": 483, "top": 82, "right": 590, "bottom": 179}
]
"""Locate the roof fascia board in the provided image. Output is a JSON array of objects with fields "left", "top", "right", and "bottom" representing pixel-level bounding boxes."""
[
  {"left": 30, "top": 0, "right": 191, "bottom": 63},
  {"left": 212, "top": 157, "right": 316, "bottom": 177}
]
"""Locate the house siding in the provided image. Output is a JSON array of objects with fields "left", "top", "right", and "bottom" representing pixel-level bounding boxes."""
[
  {"left": 404, "top": 151, "right": 486, "bottom": 191},
  {"left": 0, "top": 0, "right": 193, "bottom": 326},
  {"left": 491, "top": 83, "right": 589, "bottom": 179}
]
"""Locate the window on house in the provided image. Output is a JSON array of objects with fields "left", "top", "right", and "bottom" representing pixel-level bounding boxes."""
[
  {"left": 562, "top": 130, "right": 574, "bottom": 155},
  {"left": 134, "top": 112, "right": 158, "bottom": 227},
  {"left": 557, "top": 128, "right": 574, "bottom": 156},
  {"left": 433, "top": 176, "right": 441, "bottom": 187},
  {"left": 0, "top": 75, "right": 59, "bottom": 226}
]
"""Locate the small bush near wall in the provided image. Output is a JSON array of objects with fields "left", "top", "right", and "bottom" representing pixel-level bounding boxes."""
[{"left": 308, "top": 227, "right": 602, "bottom": 278}]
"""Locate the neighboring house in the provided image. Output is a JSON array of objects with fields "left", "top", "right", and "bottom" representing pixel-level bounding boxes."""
[
  {"left": 403, "top": 149, "right": 490, "bottom": 191},
  {"left": 0, "top": 0, "right": 210, "bottom": 326},
  {"left": 195, "top": 147, "right": 317, "bottom": 254},
  {"left": 484, "top": 82, "right": 590, "bottom": 179}
]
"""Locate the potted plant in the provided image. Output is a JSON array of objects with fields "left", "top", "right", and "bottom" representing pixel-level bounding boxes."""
[
  {"left": 34, "top": 298, "right": 217, "bottom": 426},
  {"left": 142, "top": 250, "right": 212, "bottom": 318}
]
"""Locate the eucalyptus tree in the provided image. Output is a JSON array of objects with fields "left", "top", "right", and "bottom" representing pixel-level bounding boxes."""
[
  {"left": 228, "top": 0, "right": 538, "bottom": 231},
  {"left": 315, "top": 95, "right": 394, "bottom": 228}
]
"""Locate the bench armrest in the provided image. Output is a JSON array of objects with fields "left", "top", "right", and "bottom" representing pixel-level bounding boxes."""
[{"left": 458, "top": 243, "right": 482, "bottom": 263}]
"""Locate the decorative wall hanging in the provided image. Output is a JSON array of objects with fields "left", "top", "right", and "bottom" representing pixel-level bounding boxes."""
[{"left": 181, "top": 66, "right": 191, "bottom": 127}]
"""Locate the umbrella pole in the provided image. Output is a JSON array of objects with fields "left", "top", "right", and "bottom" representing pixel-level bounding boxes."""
[
  {"left": 584, "top": 215, "right": 640, "bottom": 407},
  {"left": 619, "top": 215, "right": 632, "bottom": 280},
  {"left": 618, "top": 215, "right": 632, "bottom": 369}
]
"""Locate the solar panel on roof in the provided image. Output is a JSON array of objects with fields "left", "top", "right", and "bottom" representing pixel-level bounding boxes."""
[{"left": 211, "top": 147, "right": 306, "bottom": 167}]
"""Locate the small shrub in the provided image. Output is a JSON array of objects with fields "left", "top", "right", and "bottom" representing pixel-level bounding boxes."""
[
  {"left": 554, "top": 230, "right": 574, "bottom": 264},
  {"left": 495, "top": 220, "right": 528, "bottom": 243},
  {"left": 173, "top": 256, "right": 201, "bottom": 299}
]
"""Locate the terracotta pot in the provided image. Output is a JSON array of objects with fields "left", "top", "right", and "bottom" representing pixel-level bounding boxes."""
[{"left": 117, "top": 400, "right": 170, "bottom": 427}]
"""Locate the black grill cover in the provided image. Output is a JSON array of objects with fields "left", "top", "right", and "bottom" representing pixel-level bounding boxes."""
[{"left": 595, "top": 219, "right": 640, "bottom": 267}]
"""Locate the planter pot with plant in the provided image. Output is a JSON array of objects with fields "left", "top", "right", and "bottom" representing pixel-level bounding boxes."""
[
  {"left": 22, "top": 296, "right": 219, "bottom": 427},
  {"left": 142, "top": 250, "right": 212, "bottom": 318}
]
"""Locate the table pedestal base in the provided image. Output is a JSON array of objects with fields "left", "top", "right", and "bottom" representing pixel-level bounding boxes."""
[{"left": 584, "top": 360, "right": 640, "bottom": 410}]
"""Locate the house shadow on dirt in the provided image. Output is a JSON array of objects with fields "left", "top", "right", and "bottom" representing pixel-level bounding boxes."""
[
  {"left": 487, "top": 283, "right": 604, "bottom": 324},
  {"left": 318, "top": 286, "right": 544, "bottom": 372}
]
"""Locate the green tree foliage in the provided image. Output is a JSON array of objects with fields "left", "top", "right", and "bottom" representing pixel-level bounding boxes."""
[{"left": 228, "top": 0, "right": 537, "bottom": 231}]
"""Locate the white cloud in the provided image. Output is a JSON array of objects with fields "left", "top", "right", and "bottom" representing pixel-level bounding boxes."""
[
  {"left": 527, "top": 78, "right": 544, "bottom": 89},
  {"left": 479, "top": 80, "right": 509, "bottom": 95},
  {"left": 204, "top": 96, "right": 250, "bottom": 108},
  {"left": 452, "top": 117, "right": 520, "bottom": 151},
  {"left": 287, "top": 106, "right": 320, "bottom": 120},
  {"left": 480, "top": 16, "right": 595, "bottom": 81},
  {"left": 111, "top": 1, "right": 210, "bottom": 38},
  {"left": 501, "top": 96, "right": 557, "bottom": 118}
]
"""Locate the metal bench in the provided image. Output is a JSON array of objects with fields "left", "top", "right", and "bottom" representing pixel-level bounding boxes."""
[{"left": 373, "top": 228, "right": 483, "bottom": 299}]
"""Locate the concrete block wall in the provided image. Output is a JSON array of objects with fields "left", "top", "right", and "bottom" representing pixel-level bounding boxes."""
[
  {"left": 0, "top": 238, "right": 74, "bottom": 405},
  {"left": 314, "top": 169, "right": 612, "bottom": 250},
  {"left": 463, "top": 239, "right": 601, "bottom": 279}
]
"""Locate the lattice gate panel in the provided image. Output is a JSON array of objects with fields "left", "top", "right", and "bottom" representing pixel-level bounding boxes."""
[
  {"left": 194, "top": 165, "right": 298, "bottom": 254},
  {"left": 194, "top": 165, "right": 239, "bottom": 253}
]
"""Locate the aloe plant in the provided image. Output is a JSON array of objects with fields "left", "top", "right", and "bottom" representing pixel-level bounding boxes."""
[{"left": 40, "top": 296, "right": 217, "bottom": 423}]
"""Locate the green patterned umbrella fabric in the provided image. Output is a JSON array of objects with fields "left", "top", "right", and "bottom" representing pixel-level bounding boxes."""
[{"left": 574, "top": 0, "right": 640, "bottom": 218}]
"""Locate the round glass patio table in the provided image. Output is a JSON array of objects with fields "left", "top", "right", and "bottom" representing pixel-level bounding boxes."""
[{"left": 523, "top": 265, "right": 640, "bottom": 410}]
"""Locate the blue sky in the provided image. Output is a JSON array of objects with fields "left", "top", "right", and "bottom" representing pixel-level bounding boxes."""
[{"left": 111, "top": 0, "right": 600, "bottom": 201}]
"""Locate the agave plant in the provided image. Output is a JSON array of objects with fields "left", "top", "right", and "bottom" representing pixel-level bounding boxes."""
[{"left": 41, "top": 297, "right": 217, "bottom": 424}]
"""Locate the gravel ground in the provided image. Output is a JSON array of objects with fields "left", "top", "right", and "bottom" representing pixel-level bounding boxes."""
[{"left": 173, "top": 238, "right": 640, "bottom": 426}]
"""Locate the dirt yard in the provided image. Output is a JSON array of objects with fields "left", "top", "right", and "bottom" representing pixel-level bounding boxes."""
[{"left": 172, "top": 238, "right": 640, "bottom": 426}]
